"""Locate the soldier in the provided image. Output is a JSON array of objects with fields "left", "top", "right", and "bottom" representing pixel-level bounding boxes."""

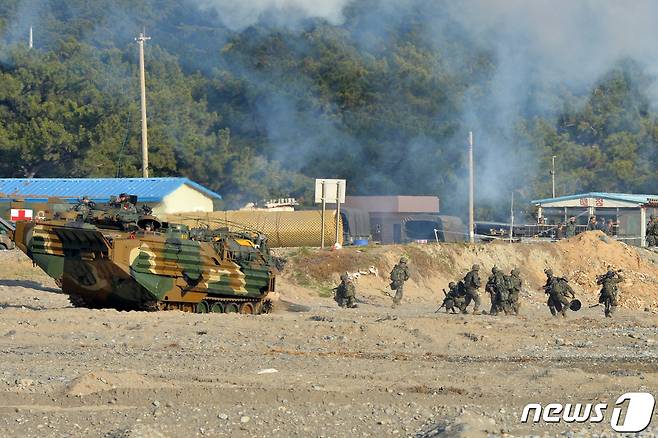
[
  {"left": 505, "top": 268, "right": 522, "bottom": 315},
  {"left": 605, "top": 219, "right": 616, "bottom": 236},
  {"left": 81, "top": 195, "right": 96, "bottom": 209},
  {"left": 485, "top": 266, "right": 509, "bottom": 315},
  {"left": 390, "top": 256, "right": 410, "bottom": 307},
  {"left": 586, "top": 216, "right": 597, "bottom": 231},
  {"left": 454, "top": 281, "right": 468, "bottom": 313},
  {"left": 647, "top": 216, "right": 658, "bottom": 247},
  {"left": 462, "top": 264, "right": 482, "bottom": 314},
  {"left": 597, "top": 267, "right": 623, "bottom": 317},
  {"left": 565, "top": 217, "right": 577, "bottom": 238},
  {"left": 555, "top": 222, "right": 565, "bottom": 240},
  {"left": 110, "top": 193, "right": 124, "bottom": 208},
  {"left": 334, "top": 273, "right": 357, "bottom": 308},
  {"left": 438, "top": 281, "right": 467, "bottom": 314},
  {"left": 543, "top": 268, "right": 575, "bottom": 317},
  {"left": 111, "top": 193, "right": 138, "bottom": 227},
  {"left": 438, "top": 282, "right": 457, "bottom": 314},
  {"left": 72, "top": 195, "right": 96, "bottom": 220}
]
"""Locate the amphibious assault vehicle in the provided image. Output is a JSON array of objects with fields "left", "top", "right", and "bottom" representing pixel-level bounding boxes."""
[{"left": 12, "top": 196, "right": 276, "bottom": 313}]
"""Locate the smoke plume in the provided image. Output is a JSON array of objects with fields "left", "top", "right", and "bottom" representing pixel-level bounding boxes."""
[{"left": 192, "top": 0, "right": 350, "bottom": 30}]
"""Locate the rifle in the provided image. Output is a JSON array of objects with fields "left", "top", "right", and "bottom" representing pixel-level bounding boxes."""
[
  {"left": 588, "top": 303, "right": 600, "bottom": 308},
  {"left": 434, "top": 289, "right": 448, "bottom": 313}
]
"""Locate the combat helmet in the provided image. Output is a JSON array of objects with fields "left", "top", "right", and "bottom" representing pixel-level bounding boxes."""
[
  {"left": 399, "top": 255, "right": 409, "bottom": 263},
  {"left": 471, "top": 264, "right": 479, "bottom": 271},
  {"left": 340, "top": 272, "right": 348, "bottom": 281},
  {"left": 448, "top": 281, "right": 456, "bottom": 288},
  {"left": 511, "top": 267, "right": 520, "bottom": 275},
  {"left": 544, "top": 268, "right": 553, "bottom": 276}
]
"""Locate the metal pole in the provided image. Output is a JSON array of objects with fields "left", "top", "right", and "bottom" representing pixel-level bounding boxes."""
[
  {"left": 509, "top": 191, "right": 514, "bottom": 242},
  {"left": 335, "top": 182, "right": 341, "bottom": 245},
  {"left": 640, "top": 206, "right": 647, "bottom": 247},
  {"left": 29, "top": 27, "right": 33, "bottom": 49},
  {"left": 136, "top": 31, "right": 151, "bottom": 178},
  {"left": 551, "top": 155, "right": 557, "bottom": 198},
  {"left": 320, "top": 181, "right": 326, "bottom": 249},
  {"left": 468, "top": 131, "right": 475, "bottom": 243}
]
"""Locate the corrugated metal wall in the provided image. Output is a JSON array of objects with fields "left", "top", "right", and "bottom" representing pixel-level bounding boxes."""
[{"left": 163, "top": 210, "right": 343, "bottom": 248}]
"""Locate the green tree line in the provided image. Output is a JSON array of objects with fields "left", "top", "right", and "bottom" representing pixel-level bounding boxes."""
[{"left": 1, "top": 0, "right": 658, "bottom": 218}]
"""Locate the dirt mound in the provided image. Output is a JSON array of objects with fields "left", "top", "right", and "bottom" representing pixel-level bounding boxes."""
[
  {"left": 279, "top": 231, "right": 658, "bottom": 311},
  {"left": 66, "top": 371, "right": 175, "bottom": 397},
  {"left": 553, "top": 231, "right": 658, "bottom": 309}
]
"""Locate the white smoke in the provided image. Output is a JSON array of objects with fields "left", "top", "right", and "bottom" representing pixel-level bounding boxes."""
[
  {"left": 192, "top": 0, "right": 350, "bottom": 30},
  {"left": 435, "top": 1, "right": 658, "bottom": 205},
  {"left": 444, "top": 0, "right": 658, "bottom": 91}
]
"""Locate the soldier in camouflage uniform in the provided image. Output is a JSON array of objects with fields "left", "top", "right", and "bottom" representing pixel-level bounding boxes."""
[
  {"left": 334, "top": 272, "right": 357, "bottom": 308},
  {"left": 72, "top": 196, "right": 96, "bottom": 221},
  {"left": 110, "top": 193, "right": 138, "bottom": 228},
  {"left": 543, "top": 268, "right": 575, "bottom": 317},
  {"left": 505, "top": 268, "right": 522, "bottom": 315},
  {"left": 565, "top": 217, "right": 577, "bottom": 238},
  {"left": 647, "top": 216, "right": 658, "bottom": 247},
  {"left": 439, "top": 281, "right": 467, "bottom": 314},
  {"left": 485, "top": 266, "right": 510, "bottom": 315},
  {"left": 597, "top": 267, "right": 623, "bottom": 317},
  {"left": 390, "top": 256, "right": 410, "bottom": 306},
  {"left": 462, "top": 264, "right": 482, "bottom": 314}
]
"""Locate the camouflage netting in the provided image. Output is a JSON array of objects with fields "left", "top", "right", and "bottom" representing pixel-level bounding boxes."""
[{"left": 164, "top": 210, "right": 343, "bottom": 248}]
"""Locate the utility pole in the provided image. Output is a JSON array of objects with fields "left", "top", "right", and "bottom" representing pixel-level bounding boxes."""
[
  {"left": 320, "top": 181, "right": 326, "bottom": 249},
  {"left": 509, "top": 191, "right": 514, "bottom": 242},
  {"left": 335, "top": 181, "right": 341, "bottom": 245},
  {"left": 136, "top": 31, "right": 151, "bottom": 178},
  {"left": 29, "top": 26, "right": 33, "bottom": 49},
  {"left": 551, "top": 155, "right": 556, "bottom": 198},
  {"left": 468, "top": 131, "right": 475, "bottom": 243}
]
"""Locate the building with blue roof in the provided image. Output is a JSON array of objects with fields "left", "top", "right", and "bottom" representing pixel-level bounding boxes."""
[
  {"left": 0, "top": 178, "right": 221, "bottom": 215},
  {"left": 531, "top": 192, "right": 658, "bottom": 247}
]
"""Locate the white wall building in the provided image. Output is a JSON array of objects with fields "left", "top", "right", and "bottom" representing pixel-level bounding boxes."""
[{"left": 0, "top": 177, "right": 221, "bottom": 215}]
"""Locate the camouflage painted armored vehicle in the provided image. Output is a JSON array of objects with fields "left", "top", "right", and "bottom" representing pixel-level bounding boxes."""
[
  {"left": 12, "top": 197, "right": 276, "bottom": 314},
  {"left": 0, "top": 217, "right": 15, "bottom": 250}
]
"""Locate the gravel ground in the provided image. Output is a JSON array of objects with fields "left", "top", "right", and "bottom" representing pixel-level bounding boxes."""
[
  {"left": 0, "top": 249, "right": 656, "bottom": 437},
  {"left": 0, "top": 289, "right": 656, "bottom": 436}
]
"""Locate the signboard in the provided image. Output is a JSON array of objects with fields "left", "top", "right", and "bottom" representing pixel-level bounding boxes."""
[
  {"left": 314, "top": 179, "right": 346, "bottom": 204},
  {"left": 11, "top": 208, "right": 33, "bottom": 221},
  {"left": 580, "top": 198, "right": 606, "bottom": 207}
]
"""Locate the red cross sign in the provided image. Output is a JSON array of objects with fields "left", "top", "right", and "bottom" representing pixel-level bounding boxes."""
[{"left": 10, "top": 208, "right": 33, "bottom": 221}]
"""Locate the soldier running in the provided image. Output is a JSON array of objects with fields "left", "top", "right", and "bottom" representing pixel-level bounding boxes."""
[
  {"left": 543, "top": 268, "right": 575, "bottom": 317},
  {"left": 462, "top": 264, "right": 482, "bottom": 314},
  {"left": 596, "top": 267, "right": 624, "bottom": 317},
  {"left": 390, "top": 256, "right": 410, "bottom": 307},
  {"left": 485, "top": 266, "right": 510, "bottom": 315}
]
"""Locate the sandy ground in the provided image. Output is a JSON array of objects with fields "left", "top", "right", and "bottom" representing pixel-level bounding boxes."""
[{"left": 0, "top": 245, "right": 657, "bottom": 437}]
